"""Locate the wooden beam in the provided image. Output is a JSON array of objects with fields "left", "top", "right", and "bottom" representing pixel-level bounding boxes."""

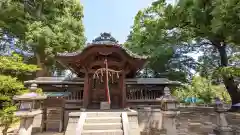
[{"left": 83, "top": 72, "right": 89, "bottom": 108}]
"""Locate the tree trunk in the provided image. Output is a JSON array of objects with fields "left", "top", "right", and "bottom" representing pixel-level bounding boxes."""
[
  {"left": 35, "top": 53, "right": 49, "bottom": 77},
  {"left": 217, "top": 44, "right": 240, "bottom": 110},
  {"left": 2, "top": 127, "right": 8, "bottom": 135}
]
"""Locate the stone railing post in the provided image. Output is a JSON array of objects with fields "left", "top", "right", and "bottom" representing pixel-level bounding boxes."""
[
  {"left": 157, "top": 87, "right": 179, "bottom": 135},
  {"left": 213, "top": 102, "right": 233, "bottom": 135}
]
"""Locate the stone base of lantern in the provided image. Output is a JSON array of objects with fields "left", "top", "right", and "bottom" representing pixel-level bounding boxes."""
[
  {"left": 213, "top": 107, "right": 233, "bottom": 135},
  {"left": 161, "top": 111, "right": 179, "bottom": 135},
  {"left": 213, "top": 126, "right": 234, "bottom": 135},
  {"left": 16, "top": 110, "right": 42, "bottom": 135},
  {"left": 18, "top": 117, "right": 34, "bottom": 135}
]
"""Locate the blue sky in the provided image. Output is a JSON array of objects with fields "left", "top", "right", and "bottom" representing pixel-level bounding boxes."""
[{"left": 81, "top": 0, "right": 175, "bottom": 43}]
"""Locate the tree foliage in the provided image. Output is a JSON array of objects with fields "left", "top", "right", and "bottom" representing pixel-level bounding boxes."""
[
  {"left": 173, "top": 76, "right": 231, "bottom": 104},
  {"left": 125, "top": 5, "right": 198, "bottom": 82},
  {"left": 0, "top": 0, "right": 86, "bottom": 76},
  {"left": 129, "top": 0, "right": 240, "bottom": 107},
  {"left": 0, "top": 54, "right": 38, "bottom": 135},
  {"left": 0, "top": 54, "right": 39, "bottom": 73}
]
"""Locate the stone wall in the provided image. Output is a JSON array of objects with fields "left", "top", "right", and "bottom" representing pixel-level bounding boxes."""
[
  {"left": 136, "top": 107, "right": 240, "bottom": 135},
  {"left": 137, "top": 108, "right": 163, "bottom": 131},
  {"left": 127, "top": 111, "right": 141, "bottom": 135},
  {"left": 30, "top": 107, "right": 240, "bottom": 135},
  {"left": 64, "top": 112, "right": 80, "bottom": 135},
  {"left": 64, "top": 110, "right": 80, "bottom": 130}
]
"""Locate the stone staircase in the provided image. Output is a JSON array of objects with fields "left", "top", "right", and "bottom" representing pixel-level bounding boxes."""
[{"left": 81, "top": 112, "right": 124, "bottom": 135}]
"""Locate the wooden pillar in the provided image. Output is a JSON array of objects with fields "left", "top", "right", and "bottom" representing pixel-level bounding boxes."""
[
  {"left": 83, "top": 73, "right": 89, "bottom": 108},
  {"left": 121, "top": 72, "right": 126, "bottom": 108}
]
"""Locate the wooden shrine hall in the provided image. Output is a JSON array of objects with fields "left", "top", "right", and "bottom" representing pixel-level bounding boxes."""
[{"left": 24, "top": 33, "right": 181, "bottom": 110}]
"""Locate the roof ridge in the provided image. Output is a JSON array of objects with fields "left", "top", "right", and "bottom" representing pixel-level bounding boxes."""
[{"left": 57, "top": 43, "right": 149, "bottom": 59}]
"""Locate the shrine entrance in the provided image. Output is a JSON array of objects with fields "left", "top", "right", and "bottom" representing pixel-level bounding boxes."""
[
  {"left": 88, "top": 75, "right": 122, "bottom": 109},
  {"left": 88, "top": 59, "right": 123, "bottom": 109}
]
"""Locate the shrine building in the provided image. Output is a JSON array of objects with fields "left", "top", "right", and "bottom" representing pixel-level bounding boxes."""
[
  {"left": 23, "top": 33, "right": 181, "bottom": 133},
  {"left": 25, "top": 33, "right": 180, "bottom": 110}
]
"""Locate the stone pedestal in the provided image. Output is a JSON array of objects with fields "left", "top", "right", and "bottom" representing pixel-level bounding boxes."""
[
  {"left": 127, "top": 110, "right": 140, "bottom": 135},
  {"left": 214, "top": 126, "right": 234, "bottom": 135},
  {"left": 162, "top": 111, "right": 179, "bottom": 135},
  {"left": 100, "top": 102, "right": 110, "bottom": 110},
  {"left": 214, "top": 107, "right": 234, "bottom": 135},
  {"left": 19, "top": 117, "right": 34, "bottom": 135},
  {"left": 15, "top": 110, "right": 43, "bottom": 135}
]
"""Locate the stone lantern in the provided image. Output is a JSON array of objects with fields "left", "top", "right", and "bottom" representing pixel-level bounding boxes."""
[
  {"left": 213, "top": 98, "right": 233, "bottom": 135},
  {"left": 156, "top": 86, "right": 179, "bottom": 135},
  {"left": 159, "top": 87, "right": 179, "bottom": 111},
  {"left": 14, "top": 93, "right": 46, "bottom": 114},
  {"left": 13, "top": 83, "right": 47, "bottom": 135},
  {"left": 214, "top": 98, "right": 224, "bottom": 111}
]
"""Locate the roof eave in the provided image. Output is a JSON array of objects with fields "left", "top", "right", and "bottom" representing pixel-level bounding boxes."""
[{"left": 56, "top": 44, "right": 149, "bottom": 60}]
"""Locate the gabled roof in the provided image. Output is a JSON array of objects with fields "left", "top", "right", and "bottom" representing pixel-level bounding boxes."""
[
  {"left": 57, "top": 43, "right": 148, "bottom": 59},
  {"left": 55, "top": 33, "right": 149, "bottom": 77},
  {"left": 57, "top": 32, "right": 148, "bottom": 59}
]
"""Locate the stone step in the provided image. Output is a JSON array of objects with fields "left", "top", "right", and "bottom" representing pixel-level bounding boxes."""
[
  {"left": 82, "top": 129, "right": 123, "bottom": 135},
  {"left": 188, "top": 122, "right": 202, "bottom": 126},
  {"left": 83, "top": 123, "right": 122, "bottom": 130},
  {"left": 178, "top": 133, "right": 188, "bottom": 135},
  {"left": 85, "top": 117, "right": 122, "bottom": 123},
  {"left": 86, "top": 112, "right": 122, "bottom": 117}
]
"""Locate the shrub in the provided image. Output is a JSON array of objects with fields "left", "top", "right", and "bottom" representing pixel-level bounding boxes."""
[{"left": 173, "top": 76, "right": 231, "bottom": 104}]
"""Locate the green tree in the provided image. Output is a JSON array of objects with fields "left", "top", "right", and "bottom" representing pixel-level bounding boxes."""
[
  {"left": 125, "top": 3, "right": 198, "bottom": 82},
  {"left": 173, "top": 76, "right": 231, "bottom": 104},
  {"left": 167, "top": 0, "right": 240, "bottom": 106},
  {"left": 0, "top": 54, "right": 39, "bottom": 135},
  {"left": 197, "top": 45, "right": 240, "bottom": 84},
  {"left": 129, "top": 0, "right": 240, "bottom": 108},
  {"left": 0, "top": 0, "right": 86, "bottom": 76}
]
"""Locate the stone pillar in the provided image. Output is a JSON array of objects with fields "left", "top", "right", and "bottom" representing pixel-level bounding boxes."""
[
  {"left": 18, "top": 117, "right": 34, "bottom": 135},
  {"left": 157, "top": 87, "right": 179, "bottom": 135},
  {"left": 162, "top": 111, "right": 178, "bottom": 135},
  {"left": 213, "top": 105, "right": 233, "bottom": 135}
]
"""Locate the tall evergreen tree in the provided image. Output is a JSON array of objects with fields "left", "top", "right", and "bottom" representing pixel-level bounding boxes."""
[
  {"left": 0, "top": 0, "right": 86, "bottom": 76},
  {"left": 0, "top": 54, "right": 39, "bottom": 135}
]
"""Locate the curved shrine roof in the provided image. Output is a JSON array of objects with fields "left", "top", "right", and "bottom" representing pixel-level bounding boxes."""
[
  {"left": 57, "top": 43, "right": 148, "bottom": 59},
  {"left": 56, "top": 43, "right": 149, "bottom": 77}
]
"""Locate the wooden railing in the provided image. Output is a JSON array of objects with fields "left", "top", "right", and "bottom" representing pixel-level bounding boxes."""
[
  {"left": 126, "top": 85, "right": 163, "bottom": 102},
  {"left": 66, "top": 90, "right": 83, "bottom": 102}
]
